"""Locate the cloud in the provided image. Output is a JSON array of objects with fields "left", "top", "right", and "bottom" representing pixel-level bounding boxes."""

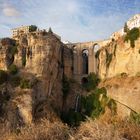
[
  {"left": 0, "top": 0, "right": 140, "bottom": 42},
  {"left": 2, "top": 4, "right": 20, "bottom": 17}
]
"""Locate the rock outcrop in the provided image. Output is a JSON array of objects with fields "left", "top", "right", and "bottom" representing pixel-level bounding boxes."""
[
  {"left": 0, "top": 31, "right": 73, "bottom": 127},
  {"left": 98, "top": 36, "right": 140, "bottom": 79},
  {"left": 99, "top": 76, "right": 140, "bottom": 118},
  {"left": 97, "top": 29, "right": 140, "bottom": 118},
  {"left": 0, "top": 38, "right": 16, "bottom": 70}
]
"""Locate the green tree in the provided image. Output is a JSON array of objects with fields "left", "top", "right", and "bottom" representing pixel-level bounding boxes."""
[
  {"left": 48, "top": 27, "right": 53, "bottom": 33},
  {"left": 124, "top": 22, "right": 129, "bottom": 33},
  {"left": 8, "top": 64, "right": 18, "bottom": 75},
  {"left": 83, "top": 73, "right": 100, "bottom": 91},
  {"left": 125, "top": 27, "right": 140, "bottom": 48},
  {"left": 29, "top": 25, "right": 37, "bottom": 32}
]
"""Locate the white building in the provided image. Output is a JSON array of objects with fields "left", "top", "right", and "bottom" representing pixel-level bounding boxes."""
[
  {"left": 11, "top": 25, "right": 30, "bottom": 39},
  {"left": 127, "top": 14, "right": 140, "bottom": 30},
  {"left": 111, "top": 14, "right": 140, "bottom": 40}
]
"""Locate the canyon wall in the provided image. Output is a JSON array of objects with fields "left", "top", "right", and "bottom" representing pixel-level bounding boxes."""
[
  {"left": 99, "top": 77, "right": 140, "bottom": 118},
  {"left": 0, "top": 31, "right": 73, "bottom": 127},
  {"left": 98, "top": 37, "right": 140, "bottom": 79},
  {"left": 98, "top": 33, "right": 140, "bottom": 117}
]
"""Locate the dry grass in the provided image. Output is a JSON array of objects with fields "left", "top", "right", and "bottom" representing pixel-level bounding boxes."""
[
  {"left": 0, "top": 119, "right": 71, "bottom": 140},
  {"left": 0, "top": 118, "right": 139, "bottom": 140},
  {"left": 70, "top": 119, "right": 140, "bottom": 140}
]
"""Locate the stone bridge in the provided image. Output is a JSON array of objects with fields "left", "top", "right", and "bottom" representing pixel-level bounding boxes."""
[{"left": 67, "top": 39, "right": 111, "bottom": 83}]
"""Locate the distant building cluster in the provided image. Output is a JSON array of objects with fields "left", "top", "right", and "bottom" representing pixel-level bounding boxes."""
[
  {"left": 127, "top": 14, "right": 140, "bottom": 30},
  {"left": 11, "top": 25, "right": 61, "bottom": 40},
  {"left": 12, "top": 26, "right": 31, "bottom": 39},
  {"left": 111, "top": 14, "right": 140, "bottom": 40}
]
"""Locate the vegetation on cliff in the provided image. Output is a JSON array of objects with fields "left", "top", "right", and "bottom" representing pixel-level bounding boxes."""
[
  {"left": 62, "top": 73, "right": 117, "bottom": 127},
  {"left": 8, "top": 64, "right": 18, "bottom": 75},
  {"left": 124, "top": 22, "right": 129, "bottom": 33},
  {"left": 130, "top": 111, "right": 140, "bottom": 124},
  {"left": 82, "top": 73, "right": 100, "bottom": 91},
  {"left": 125, "top": 27, "right": 140, "bottom": 48},
  {"left": 81, "top": 87, "right": 117, "bottom": 119},
  {"left": 29, "top": 25, "right": 37, "bottom": 32},
  {"left": 0, "top": 70, "right": 7, "bottom": 84}
]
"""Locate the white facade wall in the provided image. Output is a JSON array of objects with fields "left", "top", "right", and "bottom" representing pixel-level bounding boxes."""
[
  {"left": 127, "top": 14, "right": 140, "bottom": 30},
  {"left": 111, "top": 14, "right": 140, "bottom": 40}
]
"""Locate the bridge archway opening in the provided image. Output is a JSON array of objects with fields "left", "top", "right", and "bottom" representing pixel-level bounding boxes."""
[
  {"left": 82, "top": 49, "right": 89, "bottom": 74},
  {"left": 81, "top": 77, "right": 88, "bottom": 85},
  {"left": 93, "top": 44, "right": 100, "bottom": 53}
]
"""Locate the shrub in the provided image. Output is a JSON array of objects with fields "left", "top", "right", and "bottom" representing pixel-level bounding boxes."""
[
  {"left": 81, "top": 88, "right": 107, "bottom": 118},
  {"left": 0, "top": 119, "right": 70, "bottom": 140},
  {"left": 20, "top": 79, "right": 31, "bottom": 89},
  {"left": 29, "top": 25, "right": 37, "bottom": 32},
  {"left": 48, "top": 27, "right": 53, "bottom": 33},
  {"left": 10, "top": 76, "right": 21, "bottom": 87},
  {"left": 81, "top": 87, "right": 117, "bottom": 120},
  {"left": 61, "top": 88, "right": 110, "bottom": 127},
  {"left": 72, "top": 119, "right": 140, "bottom": 140},
  {"left": 83, "top": 73, "right": 100, "bottom": 91},
  {"left": 120, "top": 72, "right": 128, "bottom": 78},
  {"left": 0, "top": 70, "right": 7, "bottom": 84},
  {"left": 124, "top": 22, "right": 129, "bottom": 33},
  {"left": 125, "top": 27, "right": 140, "bottom": 48},
  {"left": 61, "top": 110, "right": 85, "bottom": 127},
  {"left": 8, "top": 64, "right": 18, "bottom": 75},
  {"left": 130, "top": 111, "right": 140, "bottom": 124},
  {"left": 108, "top": 99, "right": 117, "bottom": 115}
]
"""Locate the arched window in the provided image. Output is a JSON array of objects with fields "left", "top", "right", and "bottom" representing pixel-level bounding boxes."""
[
  {"left": 82, "top": 49, "right": 89, "bottom": 74},
  {"left": 94, "top": 44, "right": 100, "bottom": 53}
]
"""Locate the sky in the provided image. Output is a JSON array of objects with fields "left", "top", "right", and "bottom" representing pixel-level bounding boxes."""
[{"left": 0, "top": 0, "right": 140, "bottom": 42}]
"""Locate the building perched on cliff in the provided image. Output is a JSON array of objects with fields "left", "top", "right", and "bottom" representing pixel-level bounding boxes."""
[
  {"left": 111, "top": 14, "right": 140, "bottom": 40},
  {"left": 127, "top": 14, "right": 140, "bottom": 30},
  {"left": 11, "top": 25, "right": 61, "bottom": 41},
  {"left": 12, "top": 25, "right": 31, "bottom": 39},
  {"left": 2, "top": 13, "right": 140, "bottom": 83}
]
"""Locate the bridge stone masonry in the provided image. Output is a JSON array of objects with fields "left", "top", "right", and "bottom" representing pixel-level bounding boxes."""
[{"left": 66, "top": 39, "right": 111, "bottom": 83}]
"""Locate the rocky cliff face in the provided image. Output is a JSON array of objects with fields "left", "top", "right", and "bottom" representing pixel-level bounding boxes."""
[
  {"left": 98, "top": 37, "right": 140, "bottom": 79},
  {"left": 0, "top": 31, "right": 72, "bottom": 127},
  {"left": 99, "top": 76, "right": 140, "bottom": 118},
  {"left": 0, "top": 38, "right": 16, "bottom": 70},
  {"left": 97, "top": 32, "right": 140, "bottom": 118}
]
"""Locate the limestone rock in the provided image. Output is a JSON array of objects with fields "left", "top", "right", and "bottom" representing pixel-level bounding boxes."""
[
  {"left": 98, "top": 37, "right": 140, "bottom": 79},
  {"left": 99, "top": 77, "right": 140, "bottom": 118}
]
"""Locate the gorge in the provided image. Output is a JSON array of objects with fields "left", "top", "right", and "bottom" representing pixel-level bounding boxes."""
[{"left": 0, "top": 14, "right": 140, "bottom": 140}]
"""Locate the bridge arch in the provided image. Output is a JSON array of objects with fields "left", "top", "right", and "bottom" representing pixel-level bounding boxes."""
[
  {"left": 69, "top": 40, "right": 111, "bottom": 83},
  {"left": 82, "top": 49, "right": 89, "bottom": 74},
  {"left": 93, "top": 44, "right": 100, "bottom": 52}
]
